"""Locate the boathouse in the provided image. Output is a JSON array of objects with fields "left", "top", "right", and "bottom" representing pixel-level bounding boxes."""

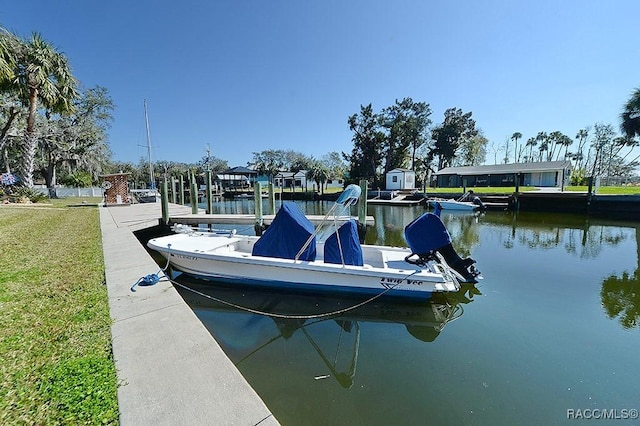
[
  {"left": 218, "top": 166, "right": 257, "bottom": 190},
  {"left": 274, "top": 170, "right": 344, "bottom": 192},
  {"left": 434, "top": 161, "right": 571, "bottom": 188},
  {"left": 386, "top": 168, "right": 416, "bottom": 190}
]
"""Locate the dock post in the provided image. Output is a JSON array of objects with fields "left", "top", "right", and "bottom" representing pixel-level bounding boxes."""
[
  {"left": 179, "top": 175, "right": 185, "bottom": 205},
  {"left": 190, "top": 173, "right": 198, "bottom": 214},
  {"left": 587, "top": 176, "right": 593, "bottom": 213},
  {"left": 268, "top": 182, "right": 276, "bottom": 215},
  {"left": 514, "top": 173, "right": 520, "bottom": 212},
  {"left": 206, "top": 170, "right": 213, "bottom": 214},
  {"left": 161, "top": 177, "right": 169, "bottom": 225},
  {"left": 254, "top": 182, "right": 264, "bottom": 235},
  {"left": 357, "top": 179, "right": 368, "bottom": 242},
  {"left": 171, "top": 176, "right": 177, "bottom": 204}
]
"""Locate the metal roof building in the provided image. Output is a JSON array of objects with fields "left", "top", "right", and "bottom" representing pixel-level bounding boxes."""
[{"left": 434, "top": 161, "right": 572, "bottom": 188}]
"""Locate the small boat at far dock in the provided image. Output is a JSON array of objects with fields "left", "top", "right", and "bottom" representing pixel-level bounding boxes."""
[
  {"left": 428, "top": 190, "right": 486, "bottom": 212},
  {"left": 148, "top": 185, "right": 482, "bottom": 300}
]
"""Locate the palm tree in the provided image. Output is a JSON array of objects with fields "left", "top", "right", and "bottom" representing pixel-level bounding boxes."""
[
  {"left": 0, "top": 27, "right": 18, "bottom": 79},
  {"left": 511, "top": 132, "right": 522, "bottom": 162},
  {"left": 574, "top": 128, "right": 589, "bottom": 169},
  {"left": 0, "top": 28, "right": 78, "bottom": 187},
  {"left": 525, "top": 137, "right": 537, "bottom": 162},
  {"left": 535, "top": 131, "right": 548, "bottom": 162},
  {"left": 621, "top": 87, "right": 640, "bottom": 140},
  {"left": 306, "top": 161, "right": 330, "bottom": 194}
]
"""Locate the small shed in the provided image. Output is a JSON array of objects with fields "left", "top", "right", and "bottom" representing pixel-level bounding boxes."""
[
  {"left": 386, "top": 168, "right": 415, "bottom": 190},
  {"left": 101, "top": 173, "right": 131, "bottom": 206}
]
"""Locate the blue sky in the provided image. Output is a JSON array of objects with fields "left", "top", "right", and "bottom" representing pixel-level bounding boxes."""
[{"left": 3, "top": 0, "right": 639, "bottom": 168}]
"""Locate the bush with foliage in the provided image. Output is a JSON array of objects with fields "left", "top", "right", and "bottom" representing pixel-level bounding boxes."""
[
  {"left": 8, "top": 187, "right": 49, "bottom": 203},
  {"left": 59, "top": 171, "right": 93, "bottom": 188},
  {"left": 570, "top": 168, "right": 588, "bottom": 186}
]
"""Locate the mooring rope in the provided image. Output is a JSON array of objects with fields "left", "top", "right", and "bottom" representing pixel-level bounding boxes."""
[
  {"left": 133, "top": 239, "right": 441, "bottom": 320},
  {"left": 167, "top": 270, "right": 421, "bottom": 320},
  {"left": 130, "top": 244, "right": 172, "bottom": 292}
]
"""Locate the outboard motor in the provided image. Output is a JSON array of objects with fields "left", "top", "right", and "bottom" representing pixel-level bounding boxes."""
[
  {"left": 471, "top": 195, "right": 485, "bottom": 210},
  {"left": 466, "top": 190, "right": 486, "bottom": 211},
  {"left": 404, "top": 213, "right": 480, "bottom": 283}
]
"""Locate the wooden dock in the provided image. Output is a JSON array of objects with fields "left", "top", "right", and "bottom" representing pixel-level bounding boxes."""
[
  {"left": 367, "top": 197, "right": 425, "bottom": 206},
  {"left": 169, "top": 213, "right": 375, "bottom": 227}
]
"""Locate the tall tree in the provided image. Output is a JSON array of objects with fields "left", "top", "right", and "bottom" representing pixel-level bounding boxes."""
[
  {"left": 621, "top": 87, "right": 640, "bottom": 140},
  {"left": 345, "top": 104, "right": 385, "bottom": 186},
  {"left": 0, "top": 93, "right": 23, "bottom": 173},
  {"left": 252, "top": 149, "right": 285, "bottom": 183},
  {"left": 558, "top": 133, "right": 574, "bottom": 160},
  {"left": 455, "top": 132, "right": 488, "bottom": 166},
  {"left": 429, "top": 107, "right": 478, "bottom": 169},
  {"left": 525, "top": 137, "right": 537, "bottom": 162},
  {"left": 321, "top": 151, "right": 347, "bottom": 181},
  {"left": 573, "top": 128, "right": 590, "bottom": 170},
  {"left": 535, "top": 131, "right": 548, "bottom": 161},
  {"left": 589, "top": 123, "right": 616, "bottom": 178},
  {"left": 381, "top": 98, "right": 431, "bottom": 172},
  {"left": 306, "top": 160, "right": 330, "bottom": 194},
  {"left": 0, "top": 28, "right": 79, "bottom": 187},
  {"left": 38, "top": 86, "right": 114, "bottom": 189},
  {"left": 545, "top": 131, "right": 572, "bottom": 161},
  {"left": 511, "top": 132, "right": 522, "bottom": 162}
]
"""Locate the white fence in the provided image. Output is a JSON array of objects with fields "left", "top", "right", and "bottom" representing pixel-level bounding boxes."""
[{"left": 32, "top": 186, "right": 104, "bottom": 198}]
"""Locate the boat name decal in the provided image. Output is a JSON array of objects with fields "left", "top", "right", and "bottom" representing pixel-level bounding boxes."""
[
  {"left": 173, "top": 254, "right": 199, "bottom": 261},
  {"left": 379, "top": 277, "right": 422, "bottom": 287}
]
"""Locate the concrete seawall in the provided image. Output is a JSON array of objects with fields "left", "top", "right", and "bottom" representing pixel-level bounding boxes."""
[{"left": 100, "top": 203, "right": 279, "bottom": 425}]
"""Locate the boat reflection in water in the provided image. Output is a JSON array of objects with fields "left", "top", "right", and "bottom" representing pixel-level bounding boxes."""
[{"left": 174, "top": 274, "right": 481, "bottom": 389}]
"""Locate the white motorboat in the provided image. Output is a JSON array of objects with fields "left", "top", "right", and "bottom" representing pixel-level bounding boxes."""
[
  {"left": 428, "top": 198, "right": 478, "bottom": 211},
  {"left": 428, "top": 190, "right": 486, "bottom": 212},
  {"left": 148, "top": 185, "right": 481, "bottom": 300},
  {"left": 130, "top": 188, "right": 161, "bottom": 203}
]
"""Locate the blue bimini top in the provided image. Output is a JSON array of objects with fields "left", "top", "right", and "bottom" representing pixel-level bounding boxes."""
[{"left": 252, "top": 202, "right": 316, "bottom": 261}]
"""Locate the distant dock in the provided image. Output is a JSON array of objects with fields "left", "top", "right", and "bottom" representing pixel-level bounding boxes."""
[{"left": 168, "top": 213, "right": 375, "bottom": 227}]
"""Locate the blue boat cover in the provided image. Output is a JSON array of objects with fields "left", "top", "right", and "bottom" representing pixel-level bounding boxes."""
[
  {"left": 324, "top": 220, "right": 363, "bottom": 266},
  {"left": 252, "top": 202, "right": 316, "bottom": 261},
  {"left": 404, "top": 213, "right": 452, "bottom": 254}
]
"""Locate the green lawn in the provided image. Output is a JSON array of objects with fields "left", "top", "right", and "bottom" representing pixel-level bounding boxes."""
[
  {"left": 423, "top": 186, "right": 640, "bottom": 195},
  {"left": 0, "top": 201, "right": 118, "bottom": 424},
  {"left": 565, "top": 186, "right": 640, "bottom": 195}
]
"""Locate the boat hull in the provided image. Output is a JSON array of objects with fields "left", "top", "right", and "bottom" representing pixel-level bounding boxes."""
[{"left": 147, "top": 232, "right": 461, "bottom": 300}]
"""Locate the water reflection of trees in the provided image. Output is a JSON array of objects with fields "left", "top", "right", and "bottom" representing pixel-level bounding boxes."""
[
  {"left": 439, "top": 212, "right": 482, "bottom": 258},
  {"left": 601, "top": 271, "right": 640, "bottom": 329},
  {"left": 600, "top": 228, "right": 640, "bottom": 330},
  {"left": 483, "top": 212, "right": 630, "bottom": 260},
  {"left": 365, "top": 206, "right": 483, "bottom": 259}
]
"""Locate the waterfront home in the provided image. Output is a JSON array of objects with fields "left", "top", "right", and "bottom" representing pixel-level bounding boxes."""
[{"left": 434, "top": 161, "right": 572, "bottom": 188}]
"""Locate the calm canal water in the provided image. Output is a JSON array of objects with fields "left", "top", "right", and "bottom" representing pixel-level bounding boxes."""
[{"left": 174, "top": 200, "right": 640, "bottom": 425}]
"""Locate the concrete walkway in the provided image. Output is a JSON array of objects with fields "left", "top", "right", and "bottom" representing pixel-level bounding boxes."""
[{"left": 100, "top": 202, "right": 279, "bottom": 425}]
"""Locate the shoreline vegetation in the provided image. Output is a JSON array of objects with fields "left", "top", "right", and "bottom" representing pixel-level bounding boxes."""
[{"left": 0, "top": 199, "right": 118, "bottom": 424}]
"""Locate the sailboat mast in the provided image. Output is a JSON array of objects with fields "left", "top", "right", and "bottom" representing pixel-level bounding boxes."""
[{"left": 144, "top": 100, "right": 155, "bottom": 189}]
